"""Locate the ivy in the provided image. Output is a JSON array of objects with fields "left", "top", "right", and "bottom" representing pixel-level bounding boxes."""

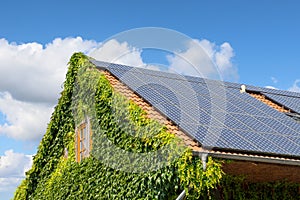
[
  {"left": 14, "top": 53, "right": 82, "bottom": 199},
  {"left": 14, "top": 52, "right": 299, "bottom": 200},
  {"left": 176, "top": 151, "right": 224, "bottom": 199}
]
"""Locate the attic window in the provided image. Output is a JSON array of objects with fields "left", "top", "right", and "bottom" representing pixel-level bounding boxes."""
[
  {"left": 76, "top": 117, "right": 92, "bottom": 162},
  {"left": 248, "top": 92, "right": 300, "bottom": 123}
]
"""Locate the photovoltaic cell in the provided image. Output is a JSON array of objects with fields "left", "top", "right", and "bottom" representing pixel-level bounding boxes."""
[{"left": 93, "top": 60, "right": 300, "bottom": 157}]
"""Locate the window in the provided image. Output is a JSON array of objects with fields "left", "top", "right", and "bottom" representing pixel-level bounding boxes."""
[{"left": 76, "top": 117, "right": 92, "bottom": 162}]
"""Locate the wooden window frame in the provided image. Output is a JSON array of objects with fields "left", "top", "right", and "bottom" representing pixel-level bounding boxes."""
[{"left": 76, "top": 117, "right": 92, "bottom": 162}]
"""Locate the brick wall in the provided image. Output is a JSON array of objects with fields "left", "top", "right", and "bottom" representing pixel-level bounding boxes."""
[{"left": 223, "top": 160, "right": 300, "bottom": 183}]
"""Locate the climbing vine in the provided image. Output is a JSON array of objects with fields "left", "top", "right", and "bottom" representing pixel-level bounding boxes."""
[
  {"left": 14, "top": 53, "right": 299, "bottom": 200},
  {"left": 177, "top": 151, "right": 224, "bottom": 199}
]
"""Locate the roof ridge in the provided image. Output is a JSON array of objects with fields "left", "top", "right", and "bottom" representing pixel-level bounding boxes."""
[{"left": 90, "top": 59, "right": 300, "bottom": 97}]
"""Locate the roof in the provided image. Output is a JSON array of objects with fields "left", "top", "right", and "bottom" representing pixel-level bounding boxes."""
[{"left": 90, "top": 59, "right": 300, "bottom": 161}]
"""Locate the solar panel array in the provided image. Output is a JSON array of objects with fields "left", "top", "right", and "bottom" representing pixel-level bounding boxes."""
[
  {"left": 261, "top": 93, "right": 300, "bottom": 114},
  {"left": 91, "top": 60, "right": 300, "bottom": 157},
  {"left": 246, "top": 85, "right": 300, "bottom": 98},
  {"left": 246, "top": 82, "right": 300, "bottom": 115}
]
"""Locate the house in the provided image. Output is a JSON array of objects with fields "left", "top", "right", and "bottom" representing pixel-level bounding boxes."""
[{"left": 15, "top": 53, "right": 300, "bottom": 200}]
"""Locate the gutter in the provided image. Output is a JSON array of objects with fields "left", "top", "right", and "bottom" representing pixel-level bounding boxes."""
[
  {"left": 192, "top": 150, "right": 300, "bottom": 166},
  {"left": 174, "top": 150, "right": 300, "bottom": 200}
]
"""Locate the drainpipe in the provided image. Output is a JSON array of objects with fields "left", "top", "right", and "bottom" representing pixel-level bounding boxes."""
[
  {"left": 176, "top": 189, "right": 186, "bottom": 200},
  {"left": 201, "top": 153, "right": 208, "bottom": 171},
  {"left": 176, "top": 152, "right": 208, "bottom": 200},
  {"left": 176, "top": 153, "right": 208, "bottom": 200}
]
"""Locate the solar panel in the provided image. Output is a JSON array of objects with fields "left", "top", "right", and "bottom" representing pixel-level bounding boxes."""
[
  {"left": 262, "top": 133, "right": 300, "bottom": 155},
  {"left": 216, "top": 129, "right": 261, "bottom": 152},
  {"left": 246, "top": 84, "right": 300, "bottom": 98},
  {"left": 277, "top": 118, "right": 300, "bottom": 132},
  {"left": 262, "top": 93, "right": 300, "bottom": 114},
  {"left": 237, "top": 131, "right": 289, "bottom": 154},
  {"left": 93, "top": 60, "right": 300, "bottom": 157}
]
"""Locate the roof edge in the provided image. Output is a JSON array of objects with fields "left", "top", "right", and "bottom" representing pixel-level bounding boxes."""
[{"left": 192, "top": 150, "right": 300, "bottom": 166}]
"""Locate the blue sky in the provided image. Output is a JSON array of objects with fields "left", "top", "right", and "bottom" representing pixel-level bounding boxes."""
[
  {"left": 1, "top": 0, "right": 299, "bottom": 88},
  {"left": 0, "top": 0, "right": 300, "bottom": 199}
]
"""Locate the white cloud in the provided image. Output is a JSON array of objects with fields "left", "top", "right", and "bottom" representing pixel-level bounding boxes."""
[
  {"left": 0, "top": 37, "right": 98, "bottom": 104},
  {"left": 0, "top": 149, "right": 32, "bottom": 192},
  {"left": 90, "top": 39, "right": 162, "bottom": 71},
  {"left": 90, "top": 39, "right": 144, "bottom": 67},
  {"left": 0, "top": 37, "right": 100, "bottom": 141},
  {"left": 0, "top": 92, "right": 53, "bottom": 140},
  {"left": 288, "top": 80, "right": 300, "bottom": 93},
  {"left": 167, "top": 39, "right": 237, "bottom": 81},
  {"left": 265, "top": 86, "right": 278, "bottom": 90}
]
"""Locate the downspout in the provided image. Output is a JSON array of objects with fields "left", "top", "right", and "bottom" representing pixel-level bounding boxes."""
[
  {"left": 176, "top": 153, "right": 208, "bottom": 200},
  {"left": 201, "top": 153, "right": 208, "bottom": 171},
  {"left": 176, "top": 190, "right": 186, "bottom": 200}
]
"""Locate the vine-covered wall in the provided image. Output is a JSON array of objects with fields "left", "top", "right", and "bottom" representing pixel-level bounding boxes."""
[{"left": 14, "top": 53, "right": 300, "bottom": 200}]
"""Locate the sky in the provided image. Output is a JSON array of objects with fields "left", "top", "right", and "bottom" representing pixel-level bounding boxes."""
[{"left": 0, "top": 0, "right": 300, "bottom": 199}]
